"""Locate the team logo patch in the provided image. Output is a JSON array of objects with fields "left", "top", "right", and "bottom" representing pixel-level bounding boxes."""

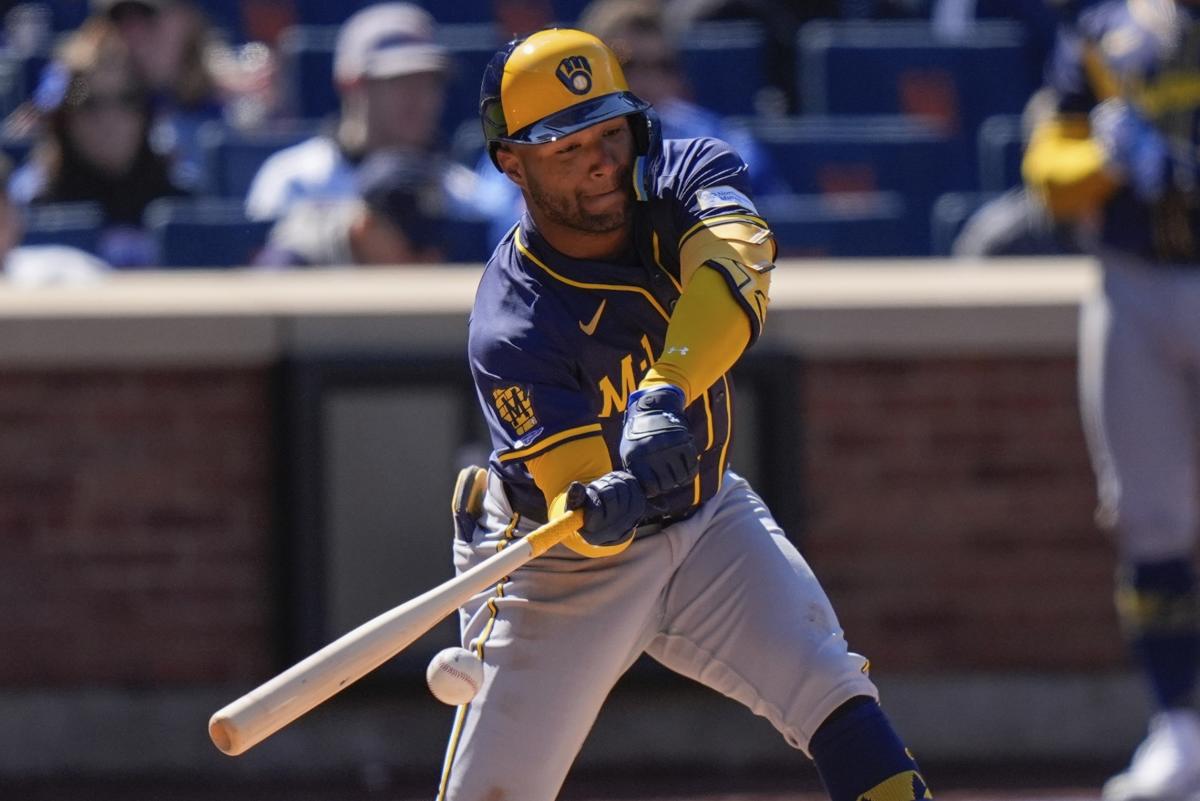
[
  {"left": 493, "top": 385, "right": 539, "bottom": 435},
  {"left": 857, "top": 770, "right": 932, "bottom": 801},
  {"left": 556, "top": 55, "right": 593, "bottom": 95},
  {"left": 696, "top": 185, "right": 757, "bottom": 213}
]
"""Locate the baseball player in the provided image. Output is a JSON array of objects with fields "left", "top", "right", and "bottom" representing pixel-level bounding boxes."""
[
  {"left": 440, "top": 28, "right": 932, "bottom": 801},
  {"left": 1023, "top": 1, "right": 1200, "bottom": 799}
]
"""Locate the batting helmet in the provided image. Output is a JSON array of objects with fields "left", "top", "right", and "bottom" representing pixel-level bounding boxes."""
[{"left": 480, "top": 28, "right": 662, "bottom": 199}]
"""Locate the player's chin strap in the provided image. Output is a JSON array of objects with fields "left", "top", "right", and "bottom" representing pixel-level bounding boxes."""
[{"left": 632, "top": 108, "right": 663, "bottom": 202}]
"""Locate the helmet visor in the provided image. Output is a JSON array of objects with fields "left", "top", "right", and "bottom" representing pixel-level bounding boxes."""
[{"left": 503, "top": 91, "right": 649, "bottom": 145}]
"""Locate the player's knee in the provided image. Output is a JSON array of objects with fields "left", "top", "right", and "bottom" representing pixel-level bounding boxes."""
[{"left": 809, "top": 696, "right": 932, "bottom": 801}]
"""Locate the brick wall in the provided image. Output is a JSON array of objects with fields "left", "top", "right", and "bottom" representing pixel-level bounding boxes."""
[
  {"left": 0, "top": 369, "right": 274, "bottom": 686},
  {"left": 0, "top": 356, "right": 1123, "bottom": 688},
  {"left": 802, "top": 356, "right": 1123, "bottom": 673}
]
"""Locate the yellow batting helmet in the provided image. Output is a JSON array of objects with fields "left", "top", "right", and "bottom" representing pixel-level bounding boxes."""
[{"left": 480, "top": 28, "right": 661, "bottom": 197}]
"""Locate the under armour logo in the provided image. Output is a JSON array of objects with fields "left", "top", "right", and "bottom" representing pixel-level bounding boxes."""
[
  {"left": 666, "top": 346, "right": 689, "bottom": 356},
  {"left": 556, "top": 55, "right": 593, "bottom": 95}
]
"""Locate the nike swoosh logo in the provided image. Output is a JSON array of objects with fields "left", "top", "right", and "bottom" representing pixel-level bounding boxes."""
[{"left": 579, "top": 299, "right": 606, "bottom": 335}]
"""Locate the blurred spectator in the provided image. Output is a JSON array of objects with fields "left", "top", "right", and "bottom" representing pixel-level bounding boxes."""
[
  {"left": 10, "top": 17, "right": 188, "bottom": 267},
  {"left": 473, "top": 0, "right": 793, "bottom": 246},
  {"left": 256, "top": 149, "right": 448, "bottom": 267},
  {"left": 662, "top": 0, "right": 840, "bottom": 114},
  {"left": 245, "top": 2, "right": 486, "bottom": 226},
  {"left": 0, "top": 153, "right": 109, "bottom": 285},
  {"left": 93, "top": 0, "right": 255, "bottom": 188}
]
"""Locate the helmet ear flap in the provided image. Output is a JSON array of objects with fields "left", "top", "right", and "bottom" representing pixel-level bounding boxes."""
[
  {"left": 480, "top": 40, "right": 520, "bottom": 171},
  {"left": 631, "top": 107, "right": 663, "bottom": 202}
]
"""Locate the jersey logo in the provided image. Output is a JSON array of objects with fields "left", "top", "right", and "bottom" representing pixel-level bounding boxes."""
[
  {"left": 556, "top": 55, "right": 593, "bottom": 95},
  {"left": 492, "top": 385, "right": 539, "bottom": 435},
  {"left": 578, "top": 299, "right": 607, "bottom": 335},
  {"left": 696, "top": 185, "right": 757, "bottom": 214}
]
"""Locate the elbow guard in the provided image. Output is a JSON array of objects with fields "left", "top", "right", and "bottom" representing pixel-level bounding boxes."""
[{"left": 678, "top": 219, "right": 775, "bottom": 343}]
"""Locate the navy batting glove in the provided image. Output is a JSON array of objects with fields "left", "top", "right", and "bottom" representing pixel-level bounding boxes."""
[
  {"left": 1090, "top": 98, "right": 1171, "bottom": 201},
  {"left": 565, "top": 471, "right": 646, "bottom": 547},
  {"left": 619, "top": 384, "right": 699, "bottom": 497}
]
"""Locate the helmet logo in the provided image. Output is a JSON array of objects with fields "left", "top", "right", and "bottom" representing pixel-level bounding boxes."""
[{"left": 555, "top": 55, "right": 593, "bottom": 95}]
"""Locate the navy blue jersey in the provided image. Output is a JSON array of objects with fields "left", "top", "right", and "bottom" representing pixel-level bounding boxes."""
[
  {"left": 1048, "top": 0, "right": 1200, "bottom": 261},
  {"left": 468, "top": 136, "right": 768, "bottom": 524}
]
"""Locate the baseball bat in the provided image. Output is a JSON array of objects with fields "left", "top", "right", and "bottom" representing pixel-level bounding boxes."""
[{"left": 208, "top": 509, "right": 583, "bottom": 756}]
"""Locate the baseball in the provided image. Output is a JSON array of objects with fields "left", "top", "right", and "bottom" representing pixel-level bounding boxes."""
[{"left": 425, "top": 647, "right": 484, "bottom": 706}]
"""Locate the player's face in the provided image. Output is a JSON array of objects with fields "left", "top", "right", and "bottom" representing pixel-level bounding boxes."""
[
  {"left": 365, "top": 71, "right": 446, "bottom": 151},
  {"left": 506, "top": 117, "right": 636, "bottom": 235}
]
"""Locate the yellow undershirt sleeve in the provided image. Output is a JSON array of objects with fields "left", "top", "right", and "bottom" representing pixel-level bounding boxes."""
[
  {"left": 640, "top": 266, "right": 751, "bottom": 405},
  {"left": 638, "top": 221, "right": 773, "bottom": 405},
  {"left": 1023, "top": 116, "right": 1119, "bottom": 221}
]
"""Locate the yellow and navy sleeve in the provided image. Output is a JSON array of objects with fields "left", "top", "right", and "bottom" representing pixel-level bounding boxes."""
[
  {"left": 1023, "top": 18, "right": 1119, "bottom": 220},
  {"left": 643, "top": 138, "right": 775, "bottom": 405}
]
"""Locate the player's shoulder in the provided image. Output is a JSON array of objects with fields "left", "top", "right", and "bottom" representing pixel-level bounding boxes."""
[{"left": 658, "top": 136, "right": 749, "bottom": 190}]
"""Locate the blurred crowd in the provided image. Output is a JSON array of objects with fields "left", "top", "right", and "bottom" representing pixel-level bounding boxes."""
[{"left": 0, "top": 0, "right": 1097, "bottom": 279}]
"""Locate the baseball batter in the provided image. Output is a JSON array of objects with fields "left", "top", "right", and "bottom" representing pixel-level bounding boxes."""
[
  {"left": 438, "top": 29, "right": 932, "bottom": 801},
  {"left": 1024, "top": 1, "right": 1200, "bottom": 798}
]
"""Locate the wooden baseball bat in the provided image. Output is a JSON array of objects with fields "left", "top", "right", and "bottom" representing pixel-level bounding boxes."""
[{"left": 208, "top": 509, "right": 583, "bottom": 756}]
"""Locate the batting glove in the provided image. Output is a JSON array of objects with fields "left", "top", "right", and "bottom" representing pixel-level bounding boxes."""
[
  {"left": 565, "top": 471, "right": 646, "bottom": 547},
  {"left": 1090, "top": 97, "right": 1170, "bottom": 201},
  {"left": 619, "top": 384, "right": 699, "bottom": 497}
]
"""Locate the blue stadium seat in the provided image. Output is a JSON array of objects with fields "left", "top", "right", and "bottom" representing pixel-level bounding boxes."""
[
  {"left": 276, "top": 23, "right": 502, "bottom": 138},
  {"left": 198, "top": 119, "right": 322, "bottom": 198},
  {"left": 730, "top": 115, "right": 974, "bottom": 253},
  {"left": 144, "top": 198, "right": 272, "bottom": 268},
  {"left": 929, "top": 191, "right": 1002, "bottom": 256},
  {"left": 798, "top": 21, "right": 1038, "bottom": 151},
  {"left": 977, "top": 114, "right": 1024, "bottom": 191},
  {"left": 759, "top": 192, "right": 912, "bottom": 258},
  {"left": 20, "top": 201, "right": 102, "bottom": 253},
  {"left": 678, "top": 22, "right": 768, "bottom": 117}
]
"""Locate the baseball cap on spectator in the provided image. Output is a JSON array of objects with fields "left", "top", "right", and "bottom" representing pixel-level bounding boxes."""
[
  {"left": 355, "top": 149, "right": 446, "bottom": 250},
  {"left": 334, "top": 3, "right": 449, "bottom": 85}
]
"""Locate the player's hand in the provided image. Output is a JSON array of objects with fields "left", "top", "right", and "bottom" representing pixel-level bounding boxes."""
[
  {"left": 619, "top": 384, "right": 699, "bottom": 497},
  {"left": 1090, "top": 98, "right": 1170, "bottom": 201},
  {"left": 565, "top": 471, "right": 646, "bottom": 547}
]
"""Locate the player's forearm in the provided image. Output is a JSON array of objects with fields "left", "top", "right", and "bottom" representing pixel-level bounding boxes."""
[{"left": 640, "top": 266, "right": 751, "bottom": 405}]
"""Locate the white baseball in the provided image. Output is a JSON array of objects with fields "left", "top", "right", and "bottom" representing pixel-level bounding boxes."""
[{"left": 425, "top": 647, "right": 484, "bottom": 706}]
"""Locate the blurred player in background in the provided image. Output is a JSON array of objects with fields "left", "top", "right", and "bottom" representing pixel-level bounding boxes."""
[
  {"left": 1023, "top": 1, "right": 1200, "bottom": 798},
  {"left": 443, "top": 27, "right": 932, "bottom": 801}
]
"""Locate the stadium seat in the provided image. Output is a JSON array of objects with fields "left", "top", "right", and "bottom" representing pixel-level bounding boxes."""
[
  {"left": 730, "top": 115, "right": 974, "bottom": 253},
  {"left": 759, "top": 192, "right": 913, "bottom": 258},
  {"left": 678, "top": 22, "right": 768, "bottom": 117},
  {"left": 798, "top": 21, "right": 1038, "bottom": 148},
  {"left": 144, "top": 198, "right": 272, "bottom": 268},
  {"left": 198, "top": 119, "right": 322, "bottom": 198},
  {"left": 276, "top": 23, "right": 502, "bottom": 135},
  {"left": 977, "top": 114, "right": 1024, "bottom": 192},
  {"left": 20, "top": 201, "right": 102, "bottom": 253}
]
